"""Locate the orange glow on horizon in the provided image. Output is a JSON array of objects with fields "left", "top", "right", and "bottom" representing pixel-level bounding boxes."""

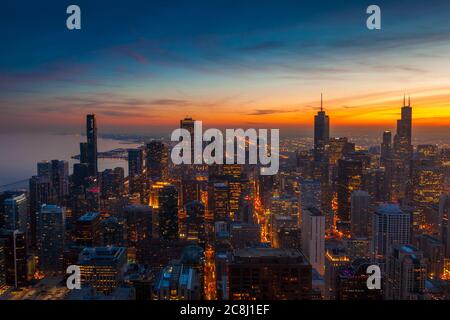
[{"left": 10, "top": 86, "right": 450, "bottom": 132}]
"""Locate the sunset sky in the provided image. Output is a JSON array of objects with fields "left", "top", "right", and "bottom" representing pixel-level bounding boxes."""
[{"left": 1, "top": 0, "right": 450, "bottom": 137}]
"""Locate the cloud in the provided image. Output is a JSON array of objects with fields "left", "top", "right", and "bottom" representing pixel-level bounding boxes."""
[
  {"left": 248, "top": 109, "right": 299, "bottom": 116},
  {"left": 148, "top": 99, "right": 188, "bottom": 106},
  {"left": 119, "top": 48, "right": 150, "bottom": 65}
]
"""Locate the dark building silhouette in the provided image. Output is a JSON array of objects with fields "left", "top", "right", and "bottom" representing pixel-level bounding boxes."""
[
  {"left": 387, "top": 98, "right": 413, "bottom": 202},
  {"left": 86, "top": 114, "right": 98, "bottom": 176},
  {"left": 28, "top": 176, "right": 53, "bottom": 248},
  {"left": 123, "top": 205, "right": 152, "bottom": 248},
  {"left": 228, "top": 248, "right": 312, "bottom": 300},
  {"left": 158, "top": 184, "right": 179, "bottom": 241},
  {"left": 337, "top": 159, "right": 363, "bottom": 231},
  {"left": 380, "top": 130, "right": 392, "bottom": 166},
  {"left": 73, "top": 212, "right": 101, "bottom": 247},
  {"left": 185, "top": 201, "right": 206, "bottom": 245},
  {"left": 0, "top": 229, "right": 27, "bottom": 288},
  {"left": 128, "top": 148, "right": 145, "bottom": 195},
  {"left": 314, "top": 94, "right": 330, "bottom": 161},
  {"left": 146, "top": 141, "right": 169, "bottom": 181},
  {"left": 100, "top": 167, "right": 124, "bottom": 199},
  {"left": 180, "top": 117, "right": 196, "bottom": 162}
]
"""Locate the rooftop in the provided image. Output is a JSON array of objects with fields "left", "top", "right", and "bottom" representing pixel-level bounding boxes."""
[
  {"left": 78, "top": 246, "right": 127, "bottom": 264},
  {"left": 377, "top": 203, "right": 404, "bottom": 215},
  {"left": 78, "top": 212, "right": 100, "bottom": 222},
  {"left": 233, "top": 247, "right": 305, "bottom": 260}
]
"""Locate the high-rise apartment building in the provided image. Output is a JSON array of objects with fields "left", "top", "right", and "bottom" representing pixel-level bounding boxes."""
[
  {"left": 372, "top": 203, "right": 411, "bottom": 260},
  {"left": 128, "top": 148, "right": 145, "bottom": 195},
  {"left": 146, "top": 141, "right": 169, "bottom": 181},
  {"left": 78, "top": 246, "right": 127, "bottom": 294},
  {"left": 301, "top": 207, "right": 325, "bottom": 275},
  {"left": 228, "top": 248, "right": 312, "bottom": 300},
  {"left": 0, "top": 229, "right": 27, "bottom": 288},
  {"left": 158, "top": 184, "right": 179, "bottom": 241},
  {"left": 37, "top": 204, "right": 65, "bottom": 272},
  {"left": 350, "top": 190, "right": 370, "bottom": 238},
  {"left": 385, "top": 244, "right": 426, "bottom": 300},
  {"left": 337, "top": 159, "right": 363, "bottom": 230}
]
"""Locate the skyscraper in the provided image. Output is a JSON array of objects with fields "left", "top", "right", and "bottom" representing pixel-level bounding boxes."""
[
  {"left": 29, "top": 175, "right": 55, "bottom": 248},
  {"left": 37, "top": 160, "right": 69, "bottom": 196},
  {"left": 372, "top": 203, "right": 411, "bottom": 260},
  {"left": 227, "top": 248, "right": 312, "bottom": 300},
  {"left": 300, "top": 179, "right": 321, "bottom": 228},
  {"left": 185, "top": 201, "right": 206, "bottom": 245},
  {"left": 77, "top": 246, "right": 127, "bottom": 294},
  {"left": 46, "top": 160, "right": 69, "bottom": 203},
  {"left": 395, "top": 97, "right": 413, "bottom": 151},
  {"left": 314, "top": 94, "right": 330, "bottom": 161},
  {"left": 100, "top": 167, "right": 124, "bottom": 199},
  {"left": 337, "top": 159, "right": 363, "bottom": 231},
  {"left": 180, "top": 117, "right": 196, "bottom": 162},
  {"left": 209, "top": 182, "right": 230, "bottom": 222},
  {"left": 410, "top": 157, "right": 444, "bottom": 234},
  {"left": 181, "top": 178, "right": 202, "bottom": 206},
  {"left": 439, "top": 194, "right": 450, "bottom": 258},
  {"left": 324, "top": 245, "right": 351, "bottom": 300},
  {"left": 38, "top": 204, "right": 65, "bottom": 272},
  {"left": 0, "top": 229, "right": 27, "bottom": 288},
  {"left": 301, "top": 207, "right": 325, "bottom": 275},
  {"left": 380, "top": 130, "right": 392, "bottom": 166},
  {"left": 146, "top": 141, "right": 169, "bottom": 181},
  {"left": 158, "top": 184, "right": 179, "bottom": 241},
  {"left": 3, "top": 192, "right": 27, "bottom": 234},
  {"left": 388, "top": 98, "right": 413, "bottom": 202},
  {"left": 0, "top": 240, "right": 5, "bottom": 287},
  {"left": 123, "top": 205, "right": 152, "bottom": 248},
  {"left": 86, "top": 114, "right": 98, "bottom": 176},
  {"left": 350, "top": 190, "right": 370, "bottom": 238},
  {"left": 385, "top": 244, "right": 426, "bottom": 300},
  {"left": 99, "top": 217, "right": 124, "bottom": 247},
  {"left": 74, "top": 212, "right": 101, "bottom": 247},
  {"left": 416, "top": 234, "right": 444, "bottom": 279},
  {"left": 128, "top": 148, "right": 144, "bottom": 195}
]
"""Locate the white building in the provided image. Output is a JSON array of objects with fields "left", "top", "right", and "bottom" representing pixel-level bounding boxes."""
[
  {"left": 372, "top": 203, "right": 410, "bottom": 260},
  {"left": 301, "top": 207, "right": 325, "bottom": 275}
]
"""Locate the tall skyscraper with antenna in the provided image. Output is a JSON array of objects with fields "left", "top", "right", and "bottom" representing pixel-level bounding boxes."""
[
  {"left": 314, "top": 94, "right": 330, "bottom": 161},
  {"left": 386, "top": 97, "right": 413, "bottom": 202}
]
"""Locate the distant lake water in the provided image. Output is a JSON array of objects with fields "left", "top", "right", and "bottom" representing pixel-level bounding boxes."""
[{"left": 0, "top": 133, "right": 140, "bottom": 189}]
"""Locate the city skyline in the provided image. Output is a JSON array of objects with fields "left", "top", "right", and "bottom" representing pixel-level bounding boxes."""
[{"left": 1, "top": 0, "right": 450, "bottom": 305}]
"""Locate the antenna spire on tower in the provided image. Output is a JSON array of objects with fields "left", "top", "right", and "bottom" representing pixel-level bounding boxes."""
[
  {"left": 408, "top": 96, "right": 411, "bottom": 106},
  {"left": 320, "top": 93, "right": 323, "bottom": 112},
  {"left": 403, "top": 94, "right": 406, "bottom": 106}
]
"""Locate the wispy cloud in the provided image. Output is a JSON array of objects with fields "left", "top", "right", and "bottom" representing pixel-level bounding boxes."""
[{"left": 248, "top": 109, "right": 299, "bottom": 116}]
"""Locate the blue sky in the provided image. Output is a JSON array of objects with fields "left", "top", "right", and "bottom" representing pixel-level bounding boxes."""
[{"left": 1, "top": 0, "right": 450, "bottom": 136}]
